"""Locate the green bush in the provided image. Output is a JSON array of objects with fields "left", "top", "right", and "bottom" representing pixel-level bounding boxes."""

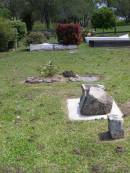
[
  {"left": 0, "top": 17, "right": 15, "bottom": 51},
  {"left": 37, "top": 61, "right": 58, "bottom": 77},
  {"left": 92, "top": 7, "right": 116, "bottom": 31},
  {"left": 11, "top": 20, "right": 27, "bottom": 40},
  {"left": 26, "top": 32, "right": 47, "bottom": 45}
]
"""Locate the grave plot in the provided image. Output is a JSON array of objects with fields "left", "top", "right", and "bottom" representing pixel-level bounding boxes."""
[
  {"left": 30, "top": 43, "right": 78, "bottom": 51},
  {"left": 67, "top": 84, "right": 123, "bottom": 121},
  {"left": 67, "top": 84, "right": 124, "bottom": 139},
  {"left": 85, "top": 35, "right": 130, "bottom": 47},
  {"left": 25, "top": 70, "right": 103, "bottom": 84}
]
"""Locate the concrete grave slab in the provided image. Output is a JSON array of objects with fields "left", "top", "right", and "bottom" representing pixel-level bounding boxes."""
[
  {"left": 67, "top": 98, "right": 123, "bottom": 121},
  {"left": 85, "top": 36, "right": 130, "bottom": 43},
  {"left": 30, "top": 43, "right": 78, "bottom": 51}
]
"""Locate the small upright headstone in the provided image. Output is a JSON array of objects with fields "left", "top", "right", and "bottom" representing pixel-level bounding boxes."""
[{"left": 108, "top": 114, "right": 124, "bottom": 139}]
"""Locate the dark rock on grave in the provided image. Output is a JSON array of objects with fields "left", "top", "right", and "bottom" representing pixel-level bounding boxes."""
[
  {"left": 62, "top": 71, "right": 76, "bottom": 78},
  {"left": 79, "top": 84, "right": 113, "bottom": 115},
  {"left": 115, "top": 146, "right": 125, "bottom": 153}
]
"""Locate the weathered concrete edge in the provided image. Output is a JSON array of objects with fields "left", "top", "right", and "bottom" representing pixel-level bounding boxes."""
[{"left": 67, "top": 98, "right": 123, "bottom": 121}]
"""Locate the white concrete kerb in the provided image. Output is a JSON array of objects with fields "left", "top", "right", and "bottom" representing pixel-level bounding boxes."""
[{"left": 67, "top": 98, "right": 123, "bottom": 121}]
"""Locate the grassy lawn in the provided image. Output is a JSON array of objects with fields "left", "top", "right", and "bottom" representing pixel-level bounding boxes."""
[
  {"left": 95, "top": 25, "right": 130, "bottom": 34},
  {"left": 1, "top": 44, "right": 130, "bottom": 173}
]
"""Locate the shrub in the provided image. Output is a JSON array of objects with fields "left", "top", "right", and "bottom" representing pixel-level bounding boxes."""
[
  {"left": 92, "top": 7, "right": 116, "bottom": 32},
  {"left": 11, "top": 20, "right": 27, "bottom": 40},
  {"left": 56, "top": 23, "right": 82, "bottom": 45},
  {"left": 37, "top": 61, "right": 58, "bottom": 77},
  {"left": 26, "top": 32, "right": 47, "bottom": 45},
  {"left": 0, "top": 17, "right": 15, "bottom": 51}
]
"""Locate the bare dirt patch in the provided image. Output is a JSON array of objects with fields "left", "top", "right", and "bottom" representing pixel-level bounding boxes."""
[{"left": 115, "top": 146, "right": 125, "bottom": 153}]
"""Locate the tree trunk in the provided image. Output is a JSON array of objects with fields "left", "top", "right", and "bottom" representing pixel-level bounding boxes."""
[
  {"left": 22, "top": 13, "right": 33, "bottom": 31},
  {"left": 103, "top": 28, "right": 105, "bottom": 34},
  {"left": 45, "top": 14, "right": 50, "bottom": 30},
  {"left": 114, "top": 26, "right": 117, "bottom": 34}
]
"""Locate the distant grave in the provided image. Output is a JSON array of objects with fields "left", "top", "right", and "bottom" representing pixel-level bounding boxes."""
[
  {"left": 30, "top": 43, "right": 78, "bottom": 51},
  {"left": 25, "top": 71, "right": 103, "bottom": 84},
  {"left": 85, "top": 34, "right": 130, "bottom": 47}
]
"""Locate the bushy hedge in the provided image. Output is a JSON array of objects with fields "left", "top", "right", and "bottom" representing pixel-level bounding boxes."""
[
  {"left": 0, "top": 17, "right": 15, "bottom": 51},
  {"left": 56, "top": 24, "right": 82, "bottom": 45},
  {"left": 26, "top": 32, "right": 47, "bottom": 45},
  {"left": 11, "top": 20, "right": 27, "bottom": 40}
]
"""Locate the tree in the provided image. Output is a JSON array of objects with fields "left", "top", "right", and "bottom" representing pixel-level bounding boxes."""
[
  {"left": 28, "top": 0, "right": 57, "bottom": 29},
  {"left": 91, "top": 7, "right": 116, "bottom": 32},
  {"left": 4, "top": 0, "right": 24, "bottom": 19},
  {"left": 98, "top": 0, "right": 118, "bottom": 7},
  {"left": 0, "top": 17, "right": 15, "bottom": 51},
  {"left": 82, "top": 0, "right": 97, "bottom": 27},
  {"left": 115, "top": 0, "right": 130, "bottom": 23},
  {"left": 0, "top": 6, "right": 10, "bottom": 18},
  {"left": 1, "top": 0, "right": 98, "bottom": 30},
  {"left": 56, "top": 0, "right": 90, "bottom": 23}
]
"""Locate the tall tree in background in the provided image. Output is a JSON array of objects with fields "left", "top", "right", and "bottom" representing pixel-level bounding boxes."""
[
  {"left": 98, "top": 0, "right": 117, "bottom": 7},
  {"left": 0, "top": 0, "right": 97, "bottom": 29},
  {"left": 55, "top": 0, "right": 97, "bottom": 26},
  {"left": 116, "top": 0, "right": 130, "bottom": 23},
  {"left": 92, "top": 7, "right": 116, "bottom": 32},
  {"left": 4, "top": 0, "right": 23, "bottom": 19},
  {"left": 82, "top": 0, "right": 97, "bottom": 27},
  {"left": 28, "top": 0, "right": 57, "bottom": 29}
]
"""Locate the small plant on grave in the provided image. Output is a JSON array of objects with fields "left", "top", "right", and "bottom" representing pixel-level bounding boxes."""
[{"left": 37, "top": 61, "right": 58, "bottom": 77}]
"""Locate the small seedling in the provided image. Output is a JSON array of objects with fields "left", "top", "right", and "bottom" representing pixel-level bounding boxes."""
[{"left": 37, "top": 61, "right": 58, "bottom": 77}]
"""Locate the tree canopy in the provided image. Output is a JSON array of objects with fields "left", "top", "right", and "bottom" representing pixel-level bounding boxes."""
[
  {"left": 1, "top": 0, "right": 130, "bottom": 30},
  {"left": 91, "top": 7, "right": 116, "bottom": 31}
]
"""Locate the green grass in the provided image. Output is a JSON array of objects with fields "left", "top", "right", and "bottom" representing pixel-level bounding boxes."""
[
  {"left": 1, "top": 44, "right": 130, "bottom": 172},
  {"left": 95, "top": 25, "right": 130, "bottom": 34}
]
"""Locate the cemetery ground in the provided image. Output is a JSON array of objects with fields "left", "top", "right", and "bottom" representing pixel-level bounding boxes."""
[
  {"left": 1, "top": 44, "right": 130, "bottom": 173},
  {"left": 95, "top": 25, "right": 130, "bottom": 36}
]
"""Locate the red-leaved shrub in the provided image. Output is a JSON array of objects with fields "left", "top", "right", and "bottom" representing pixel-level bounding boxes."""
[{"left": 56, "top": 23, "right": 82, "bottom": 45}]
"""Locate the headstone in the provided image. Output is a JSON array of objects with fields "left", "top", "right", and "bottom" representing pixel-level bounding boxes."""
[
  {"left": 108, "top": 114, "right": 124, "bottom": 139},
  {"left": 79, "top": 84, "right": 113, "bottom": 116}
]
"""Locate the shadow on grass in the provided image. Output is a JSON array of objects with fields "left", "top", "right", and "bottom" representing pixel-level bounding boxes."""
[
  {"left": 19, "top": 48, "right": 29, "bottom": 52},
  {"left": 99, "top": 131, "right": 112, "bottom": 141}
]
